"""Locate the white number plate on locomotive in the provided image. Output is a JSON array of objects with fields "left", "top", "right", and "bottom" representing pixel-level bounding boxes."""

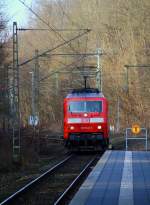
[{"left": 81, "top": 118, "right": 90, "bottom": 123}]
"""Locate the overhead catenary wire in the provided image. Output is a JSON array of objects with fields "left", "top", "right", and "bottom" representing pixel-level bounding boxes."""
[
  {"left": 18, "top": 30, "right": 90, "bottom": 67},
  {"left": 18, "top": 28, "right": 87, "bottom": 31},
  {"left": 7, "top": 54, "right": 87, "bottom": 91},
  {"left": 18, "top": 0, "right": 74, "bottom": 40},
  {"left": 16, "top": 2, "right": 91, "bottom": 68},
  {"left": 39, "top": 55, "right": 88, "bottom": 82},
  {"left": 19, "top": 29, "right": 89, "bottom": 71},
  {"left": 124, "top": 65, "right": 150, "bottom": 68},
  {"left": 14, "top": 0, "right": 92, "bottom": 97},
  {"left": 18, "top": 0, "right": 90, "bottom": 55}
]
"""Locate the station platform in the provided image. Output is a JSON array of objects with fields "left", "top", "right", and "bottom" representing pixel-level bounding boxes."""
[{"left": 69, "top": 150, "right": 150, "bottom": 205}]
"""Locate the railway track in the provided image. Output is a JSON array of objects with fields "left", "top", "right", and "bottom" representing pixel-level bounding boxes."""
[
  {"left": 0, "top": 155, "right": 72, "bottom": 205},
  {"left": 53, "top": 155, "right": 98, "bottom": 205},
  {"left": 0, "top": 152, "right": 103, "bottom": 205}
]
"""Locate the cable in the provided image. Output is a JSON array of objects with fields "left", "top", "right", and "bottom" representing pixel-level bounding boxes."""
[
  {"left": 39, "top": 55, "right": 87, "bottom": 82},
  {"left": 18, "top": 28, "right": 87, "bottom": 31},
  {"left": 6, "top": 54, "right": 87, "bottom": 91},
  {"left": 19, "top": 29, "right": 90, "bottom": 66},
  {"left": 18, "top": 0, "right": 90, "bottom": 55}
]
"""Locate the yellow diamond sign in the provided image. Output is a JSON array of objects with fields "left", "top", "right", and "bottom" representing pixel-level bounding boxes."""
[{"left": 132, "top": 124, "right": 141, "bottom": 134}]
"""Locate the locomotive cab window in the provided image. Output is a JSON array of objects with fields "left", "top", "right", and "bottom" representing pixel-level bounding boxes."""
[{"left": 68, "top": 101, "right": 102, "bottom": 113}]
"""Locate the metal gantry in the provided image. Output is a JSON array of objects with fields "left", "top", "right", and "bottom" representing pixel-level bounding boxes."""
[
  {"left": 96, "top": 48, "right": 102, "bottom": 92},
  {"left": 34, "top": 50, "right": 40, "bottom": 119},
  {"left": 30, "top": 49, "right": 40, "bottom": 127},
  {"left": 12, "top": 22, "right": 21, "bottom": 163},
  {"left": 116, "top": 96, "right": 120, "bottom": 133},
  {"left": 125, "top": 128, "right": 148, "bottom": 151},
  {"left": 40, "top": 49, "right": 103, "bottom": 92},
  {"left": 10, "top": 21, "right": 91, "bottom": 163},
  {"left": 124, "top": 64, "right": 150, "bottom": 92}
]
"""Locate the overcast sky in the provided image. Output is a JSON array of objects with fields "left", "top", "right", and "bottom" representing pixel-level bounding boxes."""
[{"left": 5, "top": 0, "right": 34, "bottom": 27}]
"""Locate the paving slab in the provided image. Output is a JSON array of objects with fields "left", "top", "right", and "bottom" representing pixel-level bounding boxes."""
[{"left": 69, "top": 151, "right": 150, "bottom": 205}]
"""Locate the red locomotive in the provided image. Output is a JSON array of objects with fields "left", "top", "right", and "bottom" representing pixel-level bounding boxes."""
[{"left": 63, "top": 88, "right": 109, "bottom": 150}]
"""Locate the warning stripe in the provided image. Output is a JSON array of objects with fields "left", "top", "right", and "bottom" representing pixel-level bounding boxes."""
[{"left": 118, "top": 151, "right": 133, "bottom": 205}]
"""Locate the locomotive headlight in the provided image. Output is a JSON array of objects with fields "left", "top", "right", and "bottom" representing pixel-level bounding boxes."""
[
  {"left": 97, "top": 125, "right": 102, "bottom": 129},
  {"left": 70, "top": 126, "right": 74, "bottom": 130}
]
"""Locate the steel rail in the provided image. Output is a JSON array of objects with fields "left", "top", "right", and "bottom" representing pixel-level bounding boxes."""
[
  {"left": 0, "top": 155, "right": 73, "bottom": 205},
  {"left": 54, "top": 155, "right": 99, "bottom": 205}
]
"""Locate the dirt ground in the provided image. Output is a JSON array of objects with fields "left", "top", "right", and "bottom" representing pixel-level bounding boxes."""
[{"left": 0, "top": 129, "right": 67, "bottom": 202}]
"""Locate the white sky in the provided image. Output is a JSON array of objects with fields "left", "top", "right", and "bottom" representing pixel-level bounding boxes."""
[{"left": 5, "top": 0, "right": 34, "bottom": 27}]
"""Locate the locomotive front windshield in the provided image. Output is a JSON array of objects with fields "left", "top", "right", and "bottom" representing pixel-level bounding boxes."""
[{"left": 68, "top": 101, "right": 102, "bottom": 113}]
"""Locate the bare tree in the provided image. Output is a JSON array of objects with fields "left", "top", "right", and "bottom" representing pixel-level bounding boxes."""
[
  {"left": 16, "top": 0, "right": 150, "bottom": 129},
  {"left": 0, "top": 2, "right": 9, "bottom": 129}
]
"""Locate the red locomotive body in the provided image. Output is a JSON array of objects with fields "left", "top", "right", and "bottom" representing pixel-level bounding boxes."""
[{"left": 63, "top": 88, "right": 109, "bottom": 149}]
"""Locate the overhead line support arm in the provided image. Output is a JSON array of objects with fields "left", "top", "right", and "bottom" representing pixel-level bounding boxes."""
[{"left": 19, "top": 29, "right": 91, "bottom": 67}]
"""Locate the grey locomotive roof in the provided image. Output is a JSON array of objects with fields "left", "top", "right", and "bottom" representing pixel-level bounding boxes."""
[{"left": 66, "top": 88, "right": 105, "bottom": 98}]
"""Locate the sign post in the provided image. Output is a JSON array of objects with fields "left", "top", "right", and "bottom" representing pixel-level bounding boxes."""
[{"left": 125, "top": 124, "right": 148, "bottom": 151}]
